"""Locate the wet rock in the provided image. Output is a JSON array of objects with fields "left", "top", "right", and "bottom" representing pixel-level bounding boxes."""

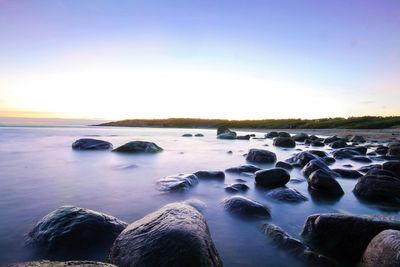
[
  {"left": 308, "top": 150, "right": 328, "bottom": 158},
  {"left": 375, "top": 145, "right": 389, "bottom": 155},
  {"left": 332, "top": 168, "right": 363, "bottom": 179},
  {"left": 342, "top": 164, "right": 353, "bottom": 168},
  {"left": 332, "top": 148, "right": 360, "bottom": 159},
  {"left": 246, "top": 149, "right": 277, "bottom": 164},
  {"left": 157, "top": 174, "right": 199, "bottom": 191},
  {"left": 224, "top": 183, "right": 249, "bottom": 193},
  {"left": 255, "top": 168, "right": 290, "bottom": 187},
  {"left": 113, "top": 141, "right": 163, "bottom": 153},
  {"left": 183, "top": 199, "right": 207, "bottom": 212},
  {"left": 311, "top": 141, "right": 324, "bottom": 147},
  {"left": 217, "top": 126, "right": 230, "bottom": 135},
  {"left": 286, "top": 152, "right": 317, "bottom": 168},
  {"left": 261, "top": 224, "right": 338, "bottom": 267},
  {"left": 353, "top": 175, "right": 400, "bottom": 205},
  {"left": 182, "top": 134, "right": 193, "bottom": 137},
  {"left": 109, "top": 203, "right": 222, "bottom": 267},
  {"left": 323, "top": 157, "right": 336, "bottom": 165},
  {"left": 350, "top": 135, "right": 366, "bottom": 143},
  {"left": 222, "top": 196, "right": 270, "bottom": 218},
  {"left": 301, "top": 213, "right": 400, "bottom": 264},
  {"left": 266, "top": 188, "right": 307, "bottom": 202},
  {"left": 293, "top": 133, "right": 309, "bottom": 142},
  {"left": 278, "top": 132, "right": 291, "bottom": 138},
  {"left": 225, "top": 164, "right": 261, "bottom": 174},
  {"left": 360, "top": 229, "right": 400, "bottom": 267},
  {"left": 358, "top": 164, "right": 381, "bottom": 173},
  {"left": 308, "top": 170, "right": 344, "bottom": 196},
  {"left": 195, "top": 133, "right": 204, "bottom": 137},
  {"left": 72, "top": 138, "right": 113, "bottom": 150},
  {"left": 6, "top": 261, "right": 117, "bottom": 267},
  {"left": 194, "top": 171, "right": 225, "bottom": 180},
  {"left": 26, "top": 206, "right": 127, "bottom": 254},
  {"left": 265, "top": 131, "right": 279, "bottom": 138},
  {"left": 366, "top": 168, "right": 398, "bottom": 178},
  {"left": 388, "top": 143, "right": 400, "bottom": 156},
  {"left": 351, "top": 156, "right": 372, "bottom": 163},
  {"left": 302, "top": 158, "right": 337, "bottom": 178},
  {"left": 275, "top": 161, "right": 293, "bottom": 170},
  {"left": 217, "top": 130, "right": 236, "bottom": 140},
  {"left": 227, "top": 150, "right": 233, "bottom": 154},
  {"left": 236, "top": 135, "right": 251, "bottom": 140},
  {"left": 273, "top": 137, "right": 296, "bottom": 148},
  {"left": 323, "top": 136, "right": 340, "bottom": 144},
  {"left": 382, "top": 160, "right": 400, "bottom": 177},
  {"left": 330, "top": 140, "right": 347, "bottom": 149}
]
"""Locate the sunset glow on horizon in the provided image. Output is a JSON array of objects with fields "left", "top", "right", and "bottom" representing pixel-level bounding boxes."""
[{"left": 1, "top": 0, "right": 399, "bottom": 120}]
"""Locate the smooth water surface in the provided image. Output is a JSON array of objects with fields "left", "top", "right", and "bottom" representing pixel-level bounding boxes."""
[{"left": 0, "top": 126, "right": 398, "bottom": 266}]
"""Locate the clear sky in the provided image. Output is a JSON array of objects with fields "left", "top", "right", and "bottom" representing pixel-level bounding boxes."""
[{"left": 0, "top": 0, "right": 399, "bottom": 120}]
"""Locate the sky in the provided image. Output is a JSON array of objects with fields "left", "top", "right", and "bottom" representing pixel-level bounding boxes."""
[{"left": 0, "top": 0, "right": 399, "bottom": 121}]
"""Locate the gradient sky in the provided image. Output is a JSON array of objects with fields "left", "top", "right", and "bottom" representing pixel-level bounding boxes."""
[{"left": 0, "top": 0, "right": 399, "bottom": 120}]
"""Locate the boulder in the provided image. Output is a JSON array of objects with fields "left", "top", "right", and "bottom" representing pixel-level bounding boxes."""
[
  {"left": 330, "top": 140, "right": 347, "bottom": 149},
  {"left": 332, "top": 148, "right": 360, "bottom": 159},
  {"left": 157, "top": 174, "right": 199, "bottom": 191},
  {"left": 323, "top": 157, "right": 336, "bottom": 165},
  {"left": 255, "top": 168, "right": 290, "bottom": 187},
  {"left": 222, "top": 196, "right": 270, "bottom": 218},
  {"left": 273, "top": 137, "right": 296, "bottom": 148},
  {"left": 6, "top": 261, "right": 116, "bottom": 267},
  {"left": 301, "top": 213, "right": 400, "bottom": 264},
  {"left": 286, "top": 152, "right": 318, "bottom": 168},
  {"left": 278, "top": 132, "right": 291, "bottom": 138},
  {"left": 351, "top": 156, "right": 372, "bottom": 163},
  {"left": 182, "top": 134, "right": 192, "bottom": 137},
  {"left": 382, "top": 160, "right": 400, "bottom": 177},
  {"left": 353, "top": 175, "right": 400, "bottom": 205},
  {"left": 217, "top": 126, "right": 229, "bottom": 135},
  {"left": 323, "top": 136, "right": 340, "bottom": 144},
  {"left": 266, "top": 188, "right": 307, "bottom": 203},
  {"left": 224, "top": 183, "right": 249, "bottom": 193},
  {"left": 265, "top": 131, "right": 279, "bottom": 138},
  {"left": 292, "top": 133, "right": 309, "bottom": 142},
  {"left": 366, "top": 168, "right": 398, "bottom": 178},
  {"left": 217, "top": 130, "right": 236, "bottom": 140},
  {"left": 311, "top": 141, "right": 324, "bottom": 147},
  {"left": 358, "top": 164, "right": 381, "bottom": 173},
  {"left": 375, "top": 145, "right": 389, "bottom": 155},
  {"left": 194, "top": 171, "right": 225, "bottom": 180},
  {"left": 109, "top": 203, "right": 222, "bottom": 267},
  {"left": 113, "top": 141, "right": 162, "bottom": 153},
  {"left": 246, "top": 149, "right": 277, "bottom": 164},
  {"left": 360, "top": 229, "right": 400, "bottom": 267},
  {"left": 261, "top": 224, "right": 338, "bottom": 267},
  {"left": 332, "top": 168, "right": 363, "bottom": 179},
  {"left": 275, "top": 161, "right": 293, "bottom": 170},
  {"left": 236, "top": 135, "right": 251, "bottom": 140},
  {"left": 350, "top": 135, "right": 366, "bottom": 143},
  {"left": 26, "top": 206, "right": 127, "bottom": 253},
  {"left": 195, "top": 133, "right": 204, "bottom": 137},
  {"left": 72, "top": 138, "right": 112, "bottom": 150},
  {"left": 388, "top": 143, "right": 400, "bottom": 156},
  {"left": 225, "top": 164, "right": 261, "bottom": 174},
  {"left": 302, "top": 159, "right": 337, "bottom": 178},
  {"left": 308, "top": 170, "right": 344, "bottom": 196},
  {"left": 308, "top": 150, "right": 328, "bottom": 158}
]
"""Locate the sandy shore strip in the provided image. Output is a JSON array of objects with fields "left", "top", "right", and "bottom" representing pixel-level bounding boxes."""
[{"left": 235, "top": 128, "right": 400, "bottom": 142}]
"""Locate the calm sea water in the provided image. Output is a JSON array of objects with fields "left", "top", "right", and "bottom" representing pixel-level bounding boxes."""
[{"left": 0, "top": 126, "right": 398, "bottom": 266}]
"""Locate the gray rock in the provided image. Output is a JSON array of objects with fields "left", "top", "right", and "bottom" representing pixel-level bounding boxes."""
[
  {"left": 332, "top": 168, "right": 363, "bottom": 179},
  {"left": 113, "top": 141, "right": 162, "bottom": 153},
  {"left": 26, "top": 206, "right": 127, "bottom": 253},
  {"left": 266, "top": 188, "right": 307, "bottom": 202},
  {"left": 330, "top": 140, "right": 347, "bottom": 149},
  {"left": 236, "top": 135, "right": 251, "bottom": 140},
  {"left": 72, "top": 138, "right": 112, "bottom": 150},
  {"left": 224, "top": 183, "right": 249, "bottom": 193},
  {"left": 217, "top": 126, "right": 230, "bottom": 135},
  {"left": 351, "top": 156, "right": 372, "bottom": 163},
  {"left": 301, "top": 213, "right": 400, "bottom": 264},
  {"left": 255, "top": 168, "right": 290, "bottom": 187},
  {"left": 265, "top": 131, "right": 279, "bottom": 138},
  {"left": 6, "top": 261, "right": 116, "bottom": 267},
  {"left": 222, "top": 196, "right": 270, "bottom": 218},
  {"left": 275, "top": 161, "right": 293, "bottom": 170},
  {"left": 302, "top": 159, "right": 337, "bottom": 178},
  {"left": 246, "top": 149, "right": 277, "bottom": 164},
  {"left": 388, "top": 143, "right": 400, "bottom": 156},
  {"left": 225, "top": 164, "right": 261, "bottom": 174},
  {"left": 353, "top": 175, "right": 400, "bottom": 205},
  {"left": 332, "top": 148, "right": 360, "bottom": 159},
  {"left": 195, "top": 133, "right": 204, "bottom": 137},
  {"left": 217, "top": 130, "right": 237, "bottom": 140},
  {"left": 308, "top": 170, "right": 344, "bottom": 196},
  {"left": 194, "top": 171, "right": 225, "bottom": 180},
  {"left": 109, "top": 203, "right": 222, "bottom": 267},
  {"left": 286, "top": 152, "right": 318, "bottom": 168},
  {"left": 375, "top": 145, "right": 389, "bottom": 155},
  {"left": 311, "top": 141, "right": 324, "bottom": 147},
  {"left": 278, "top": 132, "right": 291, "bottom": 138},
  {"left": 382, "top": 160, "right": 400, "bottom": 178},
  {"left": 360, "top": 229, "right": 400, "bottom": 267},
  {"left": 350, "top": 135, "right": 366, "bottom": 143},
  {"left": 358, "top": 164, "right": 382, "bottom": 173},
  {"left": 157, "top": 174, "right": 199, "bottom": 191},
  {"left": 273, "top": 137, "right": 296, "bottom": 148},
  {"left": 182, "top": 133, "right": 193, "bottom": 137},
  {"left": 292, "top": 133, "right": 309, "bottom": 142}
]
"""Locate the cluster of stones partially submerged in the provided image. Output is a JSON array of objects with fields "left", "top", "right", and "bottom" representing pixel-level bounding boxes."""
[{"left": 14, "top": 129, "right": 400, "bottom": 267}]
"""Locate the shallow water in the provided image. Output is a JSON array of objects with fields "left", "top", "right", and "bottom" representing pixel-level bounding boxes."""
[{"left": 0, "top": 126, "right": 398, "bottom": 266}]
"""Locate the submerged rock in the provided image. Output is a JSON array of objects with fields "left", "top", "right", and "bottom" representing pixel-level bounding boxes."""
[
  {"left": 351, "top": 156, "right": 372, "bottom": 163},
  {"left": 275, "top": 161, "right": 293, "bottom": 170},
  {"left": 224, "top": 183, "right": 249, "bottom": 193},
  {"left": 265, "top": 131, "right": 279, "bottom": 138},
  {"left": 157, "top": 174, "right": 199, "bottom": 191},
  {"left": 225, "top": 164, "right": 261, "bottom": 174},
  {"left": 194, "top": 171, "right": 225, "bottom": 180},
  {"left": 330, "top": 140, "right": 347, "bottom": 149},
  {"left": 302, "top": 159, "right": 337, "bottom": 178},
  {"left": 360, "top": 229, "right": 400, "bottom": 267},
  {"left": 266, "top": 188, "right": 307, "bottom": 202},
  {"left": 301, "top": 213, "right": 400, "bottom": 264},
  {"left": 273, "top": 137, "right": 296, "bottom": 148},
  {"left": 255, "top": 168, "right": 290, "bottom": 187},
  {"left": 286, "top": 151, "right": 318, "bottom": 168},
  {"left": 6, "top": 261, "right": 116, "bottom": 267},
  {"left": 308, "top": 170, "right": 344, "bottom": 197},
  {"left": 236, "top": 135, "right": 251, "bottom": 140},
  {"left": 222, "top": 196, "right": 270, "bottom": 218},
  {"left": 261, "top": 224, "right": 338, "bottom": 267},
  {"left": 109, "top": 203, "right": 222, "bottom": 267},
  {"left": 246, "top": 149, "right": 277, "bottom": 164},
  {"left": 332, "top": 168, "right": 363, "bottom": 179},
  {"left": 182, "top": 134, "right": 193, "bottom": 137},
  {"left": 353, "top": 175, "right": 400, "bottom": 205},
  {"left": 195, "top": 133, "right": 204, "bottom": 137},
  {"left": 26, "top": 206, "right": 127, "bottom": 254},
  {"left": 292, "top": 133, "right": 309, "bottom": 142},
  {"left": 72, "top": 138, "right": 112, "bottom": 150},
  {"left": 350, "top": 135, "right": 366, "bottom": 143},
  {"left": 382, "top": 160, "right": 400, "bottom": 178},
  {"left": 278, "top": 132, "right": 291, "bottom": 138},
  {"left": 113, "top": 141, "right": 162, "bottom": 153}
]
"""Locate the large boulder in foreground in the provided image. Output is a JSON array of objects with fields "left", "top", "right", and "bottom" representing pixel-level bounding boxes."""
[
  {"left": 301, "top": 213, "right": 400, "bottom": 264},
  {"left": 109, "top": 203, "right": 222, "bottom": 267},
  {"left": 273, "top": 137, "right": 296, "bottom": 148},
  {"left": 353, "top": 175, "right": 400, "bottom": 205},
  {"left": 246, "top": 149, "right": 277, "bottom": 164},
  {"left": 6, "top": 261, "right": 116, "bottom": 267},
  {"left": 72, "top": 138, "right": 112, "bottom": 150},
  {"left": 157, "top": 174, "right": 198, "bottom": 191},
  {"left": 308, "top": 170, "right": 344, "bottom": 197},
  {"left": 222, "top": 196, "right": 270, "bottom": 218},
  {"left": 261, "top": 224, "right": 338, "bottom": 267},
  {"left": 113, "top": 141, "right": 162, "bottom": 153},
  {"left": 255, "top": 168, "right": 290, "bottom": 187},
  {"left": 26, "top": 206, "right": 127, "bottom": 253},
  {"left": 360, "top": 229, "right": 400, "bottom": 267}
]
